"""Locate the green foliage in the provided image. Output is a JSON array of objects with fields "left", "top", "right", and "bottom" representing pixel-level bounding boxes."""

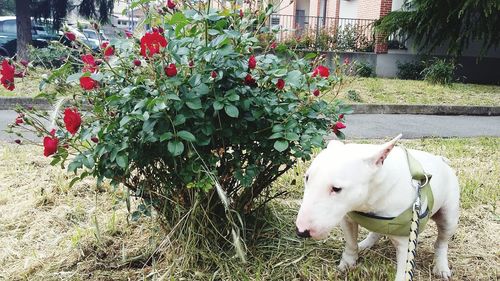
[
  {"left": 355, "top": 61, "right": 374, "bottom": 77},
  {"left": 282, "top": 24, "right": 374, "bottom": 52},
  {"left": 13, "top": 7, "right": 349, "bottom": 232},
  {"left": 28, "top": 43, "right": 77, "bottom": 69},
  {"left": 346, "top": 89, "right": 362, "bottom": 102},
  {"left": 396, "top": 60, "right": 425, "bottom": 80},
  {"left": 422, "top": 59, "right": 456, "bottom": 85},
  {"left": 376, "top": 0, "right": 500, "bottom": 56}
]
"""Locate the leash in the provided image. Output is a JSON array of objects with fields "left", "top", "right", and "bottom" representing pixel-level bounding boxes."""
[{"left": 403, "top": 149, "right": 430, "bottom": 281}]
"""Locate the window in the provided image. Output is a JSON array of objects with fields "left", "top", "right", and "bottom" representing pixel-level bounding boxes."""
[{"left": 2, "top": 20, "right": 16, "bottom": 33}]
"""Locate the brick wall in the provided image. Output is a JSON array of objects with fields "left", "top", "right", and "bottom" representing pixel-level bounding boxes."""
[{"left": 375, "top": 0, "right": 392, "bottom": 53}]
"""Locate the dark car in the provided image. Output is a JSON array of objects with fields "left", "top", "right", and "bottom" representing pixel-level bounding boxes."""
[{"left": 0, "top": 16, "right": 60, "bottom": 57}]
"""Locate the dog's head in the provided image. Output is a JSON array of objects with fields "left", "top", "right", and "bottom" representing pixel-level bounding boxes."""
[{"left": 295, "top": 134, "right": 402, "bottom": 240}]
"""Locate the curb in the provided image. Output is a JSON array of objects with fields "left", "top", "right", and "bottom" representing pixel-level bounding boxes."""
[
  {"left": 350, "top": 104, "right": 500, "bottom": 116},
  {"left": 0, "top": 98, "right": 499, "bottom": 116}
]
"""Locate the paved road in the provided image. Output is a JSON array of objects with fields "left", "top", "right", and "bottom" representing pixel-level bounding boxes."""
[{"left": 0, "top": 110, "right": 499, "bottom": 143}]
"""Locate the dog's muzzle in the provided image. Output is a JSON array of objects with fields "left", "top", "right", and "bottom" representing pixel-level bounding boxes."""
[{"left": 296, "top": 227, "right": 311, "bottom": 238}]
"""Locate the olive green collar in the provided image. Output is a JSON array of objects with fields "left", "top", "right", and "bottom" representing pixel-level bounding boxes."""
[{"left": 347, "top": 147, "right": 434, "bottom": 237}]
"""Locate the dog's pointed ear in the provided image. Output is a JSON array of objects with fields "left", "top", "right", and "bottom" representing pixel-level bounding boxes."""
[
  {"left": 367, "top": 134, "right": 402, "bottom": 167},
  {"left": 327, "top": 139, "right": 344, "bottom": 150}
]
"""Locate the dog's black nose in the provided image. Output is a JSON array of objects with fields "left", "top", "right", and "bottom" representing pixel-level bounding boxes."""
[{"left": 296, "top": 227, "right": 311, "bottom": 238}]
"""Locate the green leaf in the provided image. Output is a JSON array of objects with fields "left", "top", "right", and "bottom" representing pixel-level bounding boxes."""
[
  {"left": 177, "top": 130, "right": 196, "bottom": 142},
  {"left": 68, "top": 161, "right": 82, "bottom": 173},
  {"left": 285, "top": 132, "right": 300, "bottom": 141},
  {"left": 274, "top": 140, "right": 289, "bottom": 152},
  {"left": 194, "top": 83, "right": 210, "bottom": 95},
  {"left": 304, "top": 53, "right": 317, "bottom": 60},
  {"left": 168, "top": 140, "right": 184, "bottom": 156},
  {"left": 186, "top": 99, "right": 202, "bottom": 110},
  {"left": 66, "top": 72, "right": 82, "bottom": 83},
  {"left": 160, "top": 132, "right": 173, "bottom": 141},
  {"left": 173, "top": 114, "right": 186, "bottom": 125},
  {"left": 224, "top": 104, "right": 239, "bottom": 118},
  {"left": 213, "top": 100, "right": 224, "bottom": 111},
  {"left": 268, "top": 132, "right": 283, "bottom": 139},
  {"left": 116, "top": 154, "right": 128, "bottom": 169},
  {"left": 165, "top": 94, "right": 181, "bottom": 101}
]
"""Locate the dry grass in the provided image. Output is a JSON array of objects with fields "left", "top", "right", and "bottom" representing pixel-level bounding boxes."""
[
  {"left": 338, "top": 78, "right": 500, "bottom": 106},
  {"left": 0, "top": 138, "right": 499, "bottom": 280},
  {"left": 0, "top": 68, "right": 47, "bottom": 98}
]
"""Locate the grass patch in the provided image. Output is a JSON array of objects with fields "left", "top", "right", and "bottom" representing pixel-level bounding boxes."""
[
  {"left": 339, "top": 78, "right": 500, "bottom": 106},
  {"left": 0, "top": 138, "right": 498, "bottom": 280},
  {"left": 0, "top": 68, "right": 47, "bottom": 98}
]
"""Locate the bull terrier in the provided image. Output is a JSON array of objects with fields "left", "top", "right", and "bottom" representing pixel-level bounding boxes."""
[{"left": 295, "top": 135, "right": 460, "bottom": 280}]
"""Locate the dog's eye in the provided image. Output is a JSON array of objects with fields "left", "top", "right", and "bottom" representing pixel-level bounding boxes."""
[{"left": 331, "top": 186, "right": 342, "bottom": 193}]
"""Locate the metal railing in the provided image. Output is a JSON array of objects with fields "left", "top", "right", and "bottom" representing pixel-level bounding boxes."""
[{"left": 269, "top": 14, "right": 376, "bottom": 52}]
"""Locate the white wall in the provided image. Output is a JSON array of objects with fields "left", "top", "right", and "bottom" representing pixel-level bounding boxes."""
[
  {"left": 391, "top": 0, "right": 404, "bottom": 11},
  {"left": 339, "top": 0, "right": 359, "bottom": 18}
]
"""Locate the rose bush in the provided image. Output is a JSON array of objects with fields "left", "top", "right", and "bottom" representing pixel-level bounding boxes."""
[{"left": 10, "top": 5, "right": 350, "bottom": 237}]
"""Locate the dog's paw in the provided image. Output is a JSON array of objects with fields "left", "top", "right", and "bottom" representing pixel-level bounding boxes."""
[
  {"left": 433, "top": 266, "right": 451, "bottom": 280},
  {"left": 337, "top": 256, "right": 357, "bottom": 272},
  {"left": 358, "top": 240, "right": 372, "bottom": 252}
]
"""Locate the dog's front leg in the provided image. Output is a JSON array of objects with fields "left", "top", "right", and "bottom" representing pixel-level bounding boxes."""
[
  {"left": 338, "top": 216, "right": 359, "bottom": 271},
  {"left": 389, "top": 235, "right": 410, "bottom": 281}
]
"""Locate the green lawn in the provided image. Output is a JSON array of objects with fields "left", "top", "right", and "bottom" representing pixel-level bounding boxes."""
[
  {"left": 1, "top": 137, "right": 498, "bottom": 280},
  {"left": 339, "top": 77, "right": 500, "bottom": 106}
]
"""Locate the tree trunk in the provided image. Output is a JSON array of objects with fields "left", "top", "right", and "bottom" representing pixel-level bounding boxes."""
[{"left": 16, "top": 0, "right": 32, "bottom": 61}]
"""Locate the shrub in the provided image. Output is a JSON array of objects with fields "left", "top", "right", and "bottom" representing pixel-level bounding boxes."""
[
  {"left": 28, "top": 44, "right": 78, "bottom": 69},
  {"left": 396, "top": 60, "right": 425, "bottom": 80},
  {"left": 346, "top": 89, "right": 362, "bottom": 102},
  {"left": 7, "top": 5, "right": 349, "bottom": 253},
  {"left": 355, "top": 61, "right": 374, "bottom": 77},
  {"left": 422, "top": 59, "right": 456, "bottom": 85}
]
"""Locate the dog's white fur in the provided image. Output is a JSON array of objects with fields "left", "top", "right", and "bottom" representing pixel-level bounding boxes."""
[{"left": 295, "top": 135, "right": 460, "bottom": 281}]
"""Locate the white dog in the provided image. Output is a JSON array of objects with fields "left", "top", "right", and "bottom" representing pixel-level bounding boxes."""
[{"left": 295, "top": 135, "right": 459, "bottom": 280}]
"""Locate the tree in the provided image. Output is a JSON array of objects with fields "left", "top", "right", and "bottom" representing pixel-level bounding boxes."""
[
  {"left": 0, "top": 0, "right": 15, "bottom": 15},
  {"left": 14, "top": 0, "right": 114, "bottom": 60},
  {"left": 376, "top": 0, "right": 500, "bottom": 57}
]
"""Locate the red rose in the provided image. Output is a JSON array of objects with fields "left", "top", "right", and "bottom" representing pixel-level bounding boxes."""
[
  {"left": 248, "top": 55, "right": 256, "bottom": 69},
  {"left": 14, "top": 71, "right": 25, "bottom": 78},
  {"left": 276, "top": 79, "right": 285, "bottom": 90},
  {"left": 101, "top": 42, "right": 114, "bottom": 57},
  {"left": 14, "top": 139, "right": 21, "bottom": 144},
  {"left": 81, "top": 54, "right": 97, "bottom": 73},
  {"left": 140, "top": 31, "right": 168, "bottom": 58},
  {"left": 43, "top": 135, "right": 59, "bottom": 157},
  {"left": 20, "top": 59, "right": 29, "bottom": 67},
  {"left": 133, "top": 59, "right": 141, "bottom": 66},
  {"left": 63, "top": 108, "right": 82, "bottom": 135},
  {"left": 167, "top": 0, "right": 176, "bottom": 9},
  {"left": 211, "top": 71, "right": 217, "bottom": 78},
  {"left": 65, "top": 32, "right": 76, "bottom": 41},
  {"left": 189, "top": 60, "right": 194, "bottom": 68},
  {"left": 344, "top": 57, "right": 350, "bottom": 65},
  {"left": 1, "top": 59, "right": 15, "bottom": 91},
  {"left": 313, "top": 89, "right": 320, "bottom": 96},
  {"left": 312, "top": 65, "right": 329, "bottom": 78},
  {"left": 165, "top": 63, "right": 177, "bottom": 77},
  {"left": 15, "top": 117, "right": 23, "bottom": 125},
  {"left": 332, "top": 121, "right": 346, "bottom": 134},
  {"left": 244, "top": 74, "right": 255, "bottom": 85},
  {"left": 270, "top": 41, "right": 277, "bottom": 49},
  {"left": 339, "top": 114, "right": 344, "bottom": 119},
  {"left": 91, "top": 137, "right": 99, "bottom": 143},
  {"left": 125, "top": 29, "right": 133, "bottom": 38},
  {"left": 239, "top": 9, "right": 244, "bottom": 18},
  {"left": 80, "top": 76, "right": 98, "bottom": 90}
]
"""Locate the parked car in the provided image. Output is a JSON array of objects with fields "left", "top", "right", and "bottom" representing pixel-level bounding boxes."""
[
  {"left": 66, "top": 26, "right": 108, "bottom": 50},
  {"left": 0, "top": 16, "right": 59, "bottom": 57}
]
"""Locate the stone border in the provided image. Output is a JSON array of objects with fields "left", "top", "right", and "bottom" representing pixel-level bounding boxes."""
[
  {"left": 350, "top": 104, "right": 500, "bottom": 116},
  {"left": 0, "top": 98, "right": 498, "bottom": 116}
]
